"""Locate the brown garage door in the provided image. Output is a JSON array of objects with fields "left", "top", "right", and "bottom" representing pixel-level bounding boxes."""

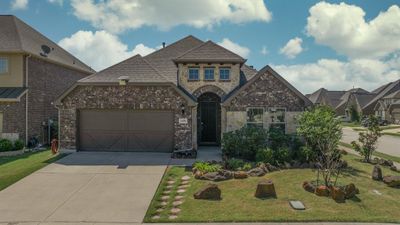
[{"left": 78, "top": 110, "right": 174, "bottom": 152}]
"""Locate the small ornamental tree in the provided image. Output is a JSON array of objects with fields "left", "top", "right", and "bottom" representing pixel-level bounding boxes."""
[
  {"left": 297, "top": 106, "right": 343, "bottom": 187},
  {"left": 351, "top": 115, "right": 382, "bottom": 162}
]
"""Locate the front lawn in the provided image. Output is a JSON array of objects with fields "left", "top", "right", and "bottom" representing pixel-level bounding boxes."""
[
  {"left": 0, "top": 150, "right": 66, "bottom": 191},
  {"left": 145, "top": 154, "right": 400, "bottom": 223},
  {"left": 339, "top": 142, "right": 400, "bottom": 163}
]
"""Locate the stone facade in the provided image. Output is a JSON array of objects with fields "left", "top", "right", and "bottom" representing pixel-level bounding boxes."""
[
  {"left": 223, "top": 71, "right": 306, "bottom": 134},
  {"left": 193, "top": 85, "right": 226, "bottom": 98},
  {"left": 178, "top": 63, "right": 240, "bottom": 95},
  {"left": 59, "top": 85, "right": 194, "bottom": 150}
]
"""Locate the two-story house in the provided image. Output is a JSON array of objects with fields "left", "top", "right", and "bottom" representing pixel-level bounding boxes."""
[
  {"left": 56, "top": 35, "right": 312, "bottom": 152},
  {"left": 0, "top": 15, "right": 94, "bottom": 145}
]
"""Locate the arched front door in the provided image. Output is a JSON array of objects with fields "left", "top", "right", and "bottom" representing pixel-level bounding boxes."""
[{"left": 197, "top": 92, "right": 221, "bottom": 145}]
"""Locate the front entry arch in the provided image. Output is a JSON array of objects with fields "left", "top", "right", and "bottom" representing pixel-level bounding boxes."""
[{"left": 197, "top": 92, "right": 221, "bottom": 145}]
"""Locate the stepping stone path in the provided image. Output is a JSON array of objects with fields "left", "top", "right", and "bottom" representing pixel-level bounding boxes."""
[
  {"left": 175, "top": 195, "right": 184, "bottom": 200},
  {"left": 289, "top": 200, "right": 306, "bottom": 210},
  {"left": 172, "top": 200, "right": 183, "bottom": 207},
  {"left": 163, "top": 190, "right": 171, "bottom": 195},
  {"left": 167, "top": 180, "right": 175, "bottom": 185},
  {"left": 165, "top": 185, "right": 174, "bottom": 190},
  {"left": 168, "top": 215, "right": 178, "bottom": 220},
  {"left": 178, "top": 184, "right": 190, "bottom": 189},
  {"left": 152, "top": 214, "right": 161, "bottom": 219},
  {"left": 181, "top": 175, "right": 191, "bottom": 181},
  {"left": 156, "top": 208, "right": 164, "bottom": 213},
  {"left": 177, "top": 189, "right": 186, "bottom": 194},
  {"left": 161, "top": 195, "right": 170, "bottom": 201},
  {"left": 170, "top": 207, "right": 181, "bottom": 214},
  {"left": 181, "top": 180, "right": 190, "bottom": 185},
  {"left": 160, "top": 201, "right": 168, "bottom": 206}
]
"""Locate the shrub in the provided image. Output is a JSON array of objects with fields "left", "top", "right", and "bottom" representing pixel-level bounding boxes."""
[
  {"left": 268, "top": 127, "right": 290, "bottom": 149},
  {"left": 255, "top": 148, "right": 274, "bottom": 164},
  {"left": 275, "top": 146, "right": 290, "bottom": 163},
  {"left": 242, "top": 162, "right": 253, "bottom": 171},
  {"left": 13, "top": 139, "right": 24, "bottom": 150},
  {"left": 193, "top": 161, "right": 222, "bottom": 173},
  {"left": 352, "top": 115, "right": 382, "bottom": 162},
  {"left": 225, "top": 158, "right": 245, "bottom": 171},
  {"left": 222, "top": 126, "right": 268, "bottom": 160},
  {"left": 0, "top": 139, "right": 14, "bottom": 152}
]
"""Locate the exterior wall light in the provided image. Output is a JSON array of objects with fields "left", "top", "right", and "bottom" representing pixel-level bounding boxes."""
[{"left": 181, "top": 103, "right": 185, "bottom": 115}]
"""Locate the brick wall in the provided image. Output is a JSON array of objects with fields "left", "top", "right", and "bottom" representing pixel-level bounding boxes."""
[
  {"left": 27, "top": 57, "right": 89, "bottom": 144},
  {"left": 0, "top": 95, "right": 26, "bottom": 141}
]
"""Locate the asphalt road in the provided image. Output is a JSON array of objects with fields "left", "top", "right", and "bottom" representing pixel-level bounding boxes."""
[{"left": 342, "top": 127, "right": 400, "bottom": 157}]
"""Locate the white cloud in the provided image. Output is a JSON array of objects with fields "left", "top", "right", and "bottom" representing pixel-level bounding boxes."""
[
  {"left": 306, "top": 2, "right": 400, "bottom": 59},
  {"left": 261, "top": 46, "right": 268, "bottom": 55},
  {"left": 217, "top": 38, "right": 250, "bottom": 58},
  {"left": 11, "top": 0, "right": 28, "bottom": 10},
  {"left": 70, "top": 0, "right": 271, "bottom": 33},
  {"left": 273, "top": 57, "right": 400, "bottom": 94},
  {"left": 47, "top": 0, "right": 63, "bottom": 6},
  {"left": 279, "top": 37, "right": 303, "bottom": 59},
  {"left": 58, "top": 30, "right": 156, "bottom": 71}
]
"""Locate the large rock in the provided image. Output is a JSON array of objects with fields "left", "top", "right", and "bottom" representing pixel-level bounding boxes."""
[
  {"left": 383, "top": 175, "right": 400, "bottom": 187},
  {"left": 302, "top": 181, "right": 316, "bottom": 193},
  {"left": 254, "top": 179, "right": 276, "bottom": 198},
  {"left": 234, "top": 171, "right": 248, "bottom": 179},
  {"left": 372, "top": 165, "right": 383, "bottom": 181},
  {"left": 315, "top": 186, "right": 330, "bottom": 197},
  {"left": 247, "top": 167, "right": 266, "bottom": 177},
  {"left": 344, "top": 183, "right": 359, "bottom": 199},
  {"left": 193, "top": 183, "right": 221, "bottom": 200},
  {"left": 200, "top": 170, "right": 233, "bottom": 181},
  {"left": 331, "top": 187, "right": 345, "bottom": 203},
  {"left": 390, "top": 165, "right": 397, "bottom": 172}
]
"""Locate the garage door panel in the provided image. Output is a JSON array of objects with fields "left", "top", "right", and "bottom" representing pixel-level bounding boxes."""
[
  {"left": 79, "top": 110, "right": 174, "bottom": 152},
  {"left": 128, "top": 111, "right": 173, "bottom": 131}
]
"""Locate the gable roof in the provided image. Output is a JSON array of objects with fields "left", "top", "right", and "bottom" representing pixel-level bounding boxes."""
[
  {"left": 307, "top": 88, "right": 346, "bottom": 108},
  {"left": 79, "top": 55, "right": 169, "bottom": 83},
  {"left": 174, "top": 40, "right": 246, "bottom": 64},
  {"left": 335, "top": 88, "right": 369, "bottom": 111},
  {"left": 353, "top": 93, "right": 377, "bottom": 108},
  {"left": 363, "top": 79, "right": 400, "bottom": 110},
  {"left": 144, "top": 35, "right": 204, "bottom": 84},
  {"left": 222, "top": 65, "right": 312, "bottom": 106},
  {"left": 383, "top": 90, "right": 400, "bottom": 99},
  {"left": 0, "top": 15, "right": 94, "bottom": 74}
]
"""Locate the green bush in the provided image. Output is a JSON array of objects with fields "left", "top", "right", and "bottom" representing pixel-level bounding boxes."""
[
  {"left": 276, "top": 146, "right": 290, "bottom": 163},
  {"left": 0, "top": 139, "right": 14, "bottom": 152},
  {"left": 193, "top": 161, "right": 222, "bottom": 173},
  {"left": 222, "top": 126, "right": 268, "bottom": 160},
  {"left": 242, "top": 162, "right": 253, "bottom": 171},
  {"left": 268, "top": 127, "right": 290, "bottom": 149},
  {"left": 255, "top": 148, "right": 274, "bottom": 164},
  {"left": 225, "top": 158, "right": 245, "bottom": 170},
  {"left": 13, "top": 139, "right": 24, "bottom": 150}
]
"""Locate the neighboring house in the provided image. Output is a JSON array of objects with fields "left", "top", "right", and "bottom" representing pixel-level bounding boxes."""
[
  {"left": 306, "top": 88, "right": 345, "bottom": 109},
  {"left": 0, "top": 15, "right": 94, "bottom": 145},
  {"left": 56, "top": 36, "right": 312, "bottom": 152},
  {"left": 372, "top": 80, "right": 400, "bottom": 123}
]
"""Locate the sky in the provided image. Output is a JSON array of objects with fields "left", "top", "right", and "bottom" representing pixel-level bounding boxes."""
[{"left": 1, "top": 0, "right": 399, "bottom": 94}]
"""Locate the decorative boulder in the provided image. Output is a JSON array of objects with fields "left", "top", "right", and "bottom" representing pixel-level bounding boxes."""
[
  {"left": 344, "top": 183, "right": 359, "bottom": 199},
  {"left": 247, "top": 167, "right": 266, "bottom": 177},
  {"left": 194, "top": 183, "right": 221, "bottom": 200},
  {"left": 372, "top": 165, "right": 383, "bottom": 181},
  {"left": 383, "top": 175, "right": 400, "bottom": 187},
  {"left": 390, "top": 165, "right": 397, "bottom": 172},
  {"left": 194, "top": 170, "right": 203, "bottom": 179},
  {"left": 302, "top": 181, "right": 316, "bottom": 193},
  {"left": 266, "top": 163, "right": 278, "bottom": 172},
  {"left": 201, "top": 170, "right": 233, "bottom": 181},
  {"left": 383, "top": 160, "right": 394, "bottom": 167},
  {"left": 331, "top": 187, "right": 345, "bottom": 203},
  {"left": 315, "top": 186, "right": 330, "bottom": 197},
  {"left": 254, "top": 179, "right": 276, "bottom": 198},
  {"left": 234, "top": 171, "right": 248, "bottom": 179}
]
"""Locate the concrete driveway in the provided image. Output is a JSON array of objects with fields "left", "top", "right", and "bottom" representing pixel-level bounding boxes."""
[{"left": 0, "top": 152, "right": 171, "bottom": 224}]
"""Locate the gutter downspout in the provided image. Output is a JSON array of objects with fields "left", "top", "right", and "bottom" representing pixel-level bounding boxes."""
[{"left": 25, "top": 54, "right": 31, "bottom": 145}]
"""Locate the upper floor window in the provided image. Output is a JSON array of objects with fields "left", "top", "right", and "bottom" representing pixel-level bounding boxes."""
[
  {"left": 188, "top": 67, "right": 199, "bottom": 80},
  {"left": 219, "top": 68, "right": 230, "bottom": 80},
  {"left": 0, "top": 58, "right": 9, "bottom": 74},
  {"left": 204, "top": 68, "right": 215, "bottom": 80}
]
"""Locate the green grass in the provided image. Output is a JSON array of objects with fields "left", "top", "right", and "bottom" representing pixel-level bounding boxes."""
[
  {"left": 380, "top": 125, "right": 400, "bottom": 130},
  {"left": 339, "top": 141, "right": 353, "bottom": 148},
  {"left": 145, "top": 154, "right": 400, "bottom": 223},
  {"left": 0, "top": 150, "right": 66, "bottom": 191},
  {"left": 382, "top": 132, "right": 400, "bottom": 137},
  {"left": 352, "top": 128, "right": 366, "bottom": 132}
]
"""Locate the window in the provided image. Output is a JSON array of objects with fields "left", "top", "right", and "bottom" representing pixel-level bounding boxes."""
[
  {"left": 247, "top": 107, "right": 264, "bottom": 128},
  {"left": 204, "top": 68, "right": 215, "bottom": 80},
  {"left": 0, "top": 112, "right": 3, "bottom": 134},
  {"left": 269, "top": 107, "right": 286, "bottom": 132},
  {"left": 0, "top": 58, "right": 8, "bottom": 74},
  {"left": 188, "top": 67, "right": 199, "bottom": 80},
  {"left": 219, "top": 68, "right": 230, "bottom": 80}
]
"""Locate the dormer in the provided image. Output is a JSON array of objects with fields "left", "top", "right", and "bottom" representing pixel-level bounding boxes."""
[{"left": 173, "top": 41, "right": 246, "bottom": 96}]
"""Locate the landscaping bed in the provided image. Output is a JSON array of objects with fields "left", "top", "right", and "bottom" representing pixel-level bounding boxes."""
[
  {"left": 0, "top": 150, "right": 66, "bottom": 191},
  {"left": 145, "top": 154, "right": 400, "bottom": 223}
]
